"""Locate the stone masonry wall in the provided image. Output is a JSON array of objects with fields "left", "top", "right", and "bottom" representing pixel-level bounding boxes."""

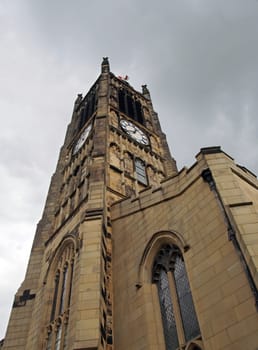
[{"left": 111, "top": 148, "right": 258, "bottom": 350}]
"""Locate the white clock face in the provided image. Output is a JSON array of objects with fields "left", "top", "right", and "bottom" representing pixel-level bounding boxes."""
[
  {"left": 73, "top": 124, "right": 92, "bottom": 154},
  {"left": 120, "top": 119, "right": 149, "bottom": 145}
]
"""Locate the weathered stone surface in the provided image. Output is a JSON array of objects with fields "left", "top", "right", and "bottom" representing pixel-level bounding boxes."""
[{"left": 3, "top": 60, "right": 258, "bottom": 350}]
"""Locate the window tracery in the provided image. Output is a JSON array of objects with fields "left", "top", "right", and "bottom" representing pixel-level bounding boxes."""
[
  {"left": 46, "top": 243, "right": 75, "bottom": 349},
  {"left": 152, "top": 244, "right": 201, "bottom": 350}
]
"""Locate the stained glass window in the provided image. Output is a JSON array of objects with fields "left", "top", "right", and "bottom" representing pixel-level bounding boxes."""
[
  {"left": 153, "top": 244, "right": 201, "bottom": 349},
  {"left": 174, "top": 255, "right": 200, "bottom": 341},
  {"left": 157, "top": 269, "right": 179, "bottom": 350}
]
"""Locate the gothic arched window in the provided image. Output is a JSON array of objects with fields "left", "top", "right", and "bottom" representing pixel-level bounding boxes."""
[
  {"left": 50, "top": 271, "right": 60, "bottom": 322},
  {"left": 152, "top": 244, "right": 200, "bottom": 350},
  {"left": 118, "top": 88, "right": 144, "bottom": 125},
  {"left": 59, "top": 264, "right": 68, "bottom": 314},
  {"left": 46, "top": 243, "right": 75, "bottom": 350},
  {"left": 78, "top": 90, "right": 97, "bottom": 131}
]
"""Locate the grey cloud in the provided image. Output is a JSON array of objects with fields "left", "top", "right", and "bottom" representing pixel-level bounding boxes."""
[{"left": 1, "top": 0, "right": 258, "bottom": 339}]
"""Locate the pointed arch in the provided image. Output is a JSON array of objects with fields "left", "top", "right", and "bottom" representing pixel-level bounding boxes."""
[
  {"left": 185, "top": 340, "right": 203, "bottom": 350},
  {"left": 43, "top": 234, "right": 77, "bottom": 350},
  {"left": 137, "top": 230, "right": 189, "bottom": 287},
  {"left": 138, "top": 230, "right": 202, "bottom": 350},
  {"left": 44, "top": 233, "right": 79, "bottom": 284}
]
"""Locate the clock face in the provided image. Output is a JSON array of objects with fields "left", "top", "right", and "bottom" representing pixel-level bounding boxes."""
[
  {"left": 120, "top": 119, "right": 149, "bottom": 145},
  {"left": 73, "top": 124, "right": 92, "bottom": 155}
]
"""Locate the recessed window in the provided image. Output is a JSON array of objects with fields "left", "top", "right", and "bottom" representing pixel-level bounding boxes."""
[
  {"left": 135, "top": 158, "right": 148, "bottom": 185},
  {"left": 153, "top": 244, "right": 201, "bottom": 350},
  {"left": 78, "top": 91, "right": 97, "bottom": 131},
  {"left": 118, "top": 88, "right": 143, "bottom": 125},
  {"left": 59, "top": 265, "right": 68, "bottom": 314},
  {"left": 50, "top": 272, "right": 60, "bottom": 322},
  {"left": 158, "top": 268, "right": 179, "bottom": 349},
  {"left": 46, "top": 243, "right": 75, "bottom": 350}
]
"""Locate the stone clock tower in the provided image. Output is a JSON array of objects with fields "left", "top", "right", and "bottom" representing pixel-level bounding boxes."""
[
  {"left": 2, "top": 58, "right": 177, "bottom": 350},
  {"left": 3, "top": 58, "right": 258, "bottom": 350}
]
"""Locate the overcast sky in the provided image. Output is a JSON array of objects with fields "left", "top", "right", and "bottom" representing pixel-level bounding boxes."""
[{"left": 1, "top": 0, "right": 258, "bottom": 339}]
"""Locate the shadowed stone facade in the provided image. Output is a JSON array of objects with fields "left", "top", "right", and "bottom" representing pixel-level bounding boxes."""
[{"left": 2, "top": 59, "right": 258, "bottom": 350}]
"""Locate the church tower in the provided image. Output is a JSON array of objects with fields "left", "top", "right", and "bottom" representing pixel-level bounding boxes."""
[
  {"left": 3, "top": 58, "right": 177, "bottom": 350},
  {"left": 3, "top": 58, "right": 258, "bottom": 350}
]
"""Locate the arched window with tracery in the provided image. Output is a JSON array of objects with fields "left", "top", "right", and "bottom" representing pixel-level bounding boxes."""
[
  {"left": 152, "top": 244, "right": 201, "bottom": 350},
  {"left": 46, "top": 242, "right": 75, "bottom": 350}
]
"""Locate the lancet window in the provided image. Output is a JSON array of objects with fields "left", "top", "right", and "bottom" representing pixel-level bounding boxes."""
[
  {"left": 46, "top": 243, "right": 75, "bottom": 350},
  {"left": 78, "top": 90, "right": 97, "bottom": 131},
  {"left": 135, "top": 158, "right": 148, "bottom": 185},
  {"left": 152, "top": 244, "right": 201, "bottom": 350},
  {"left": 118, "top": 88, "right": 143, "bottom": 124}
]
